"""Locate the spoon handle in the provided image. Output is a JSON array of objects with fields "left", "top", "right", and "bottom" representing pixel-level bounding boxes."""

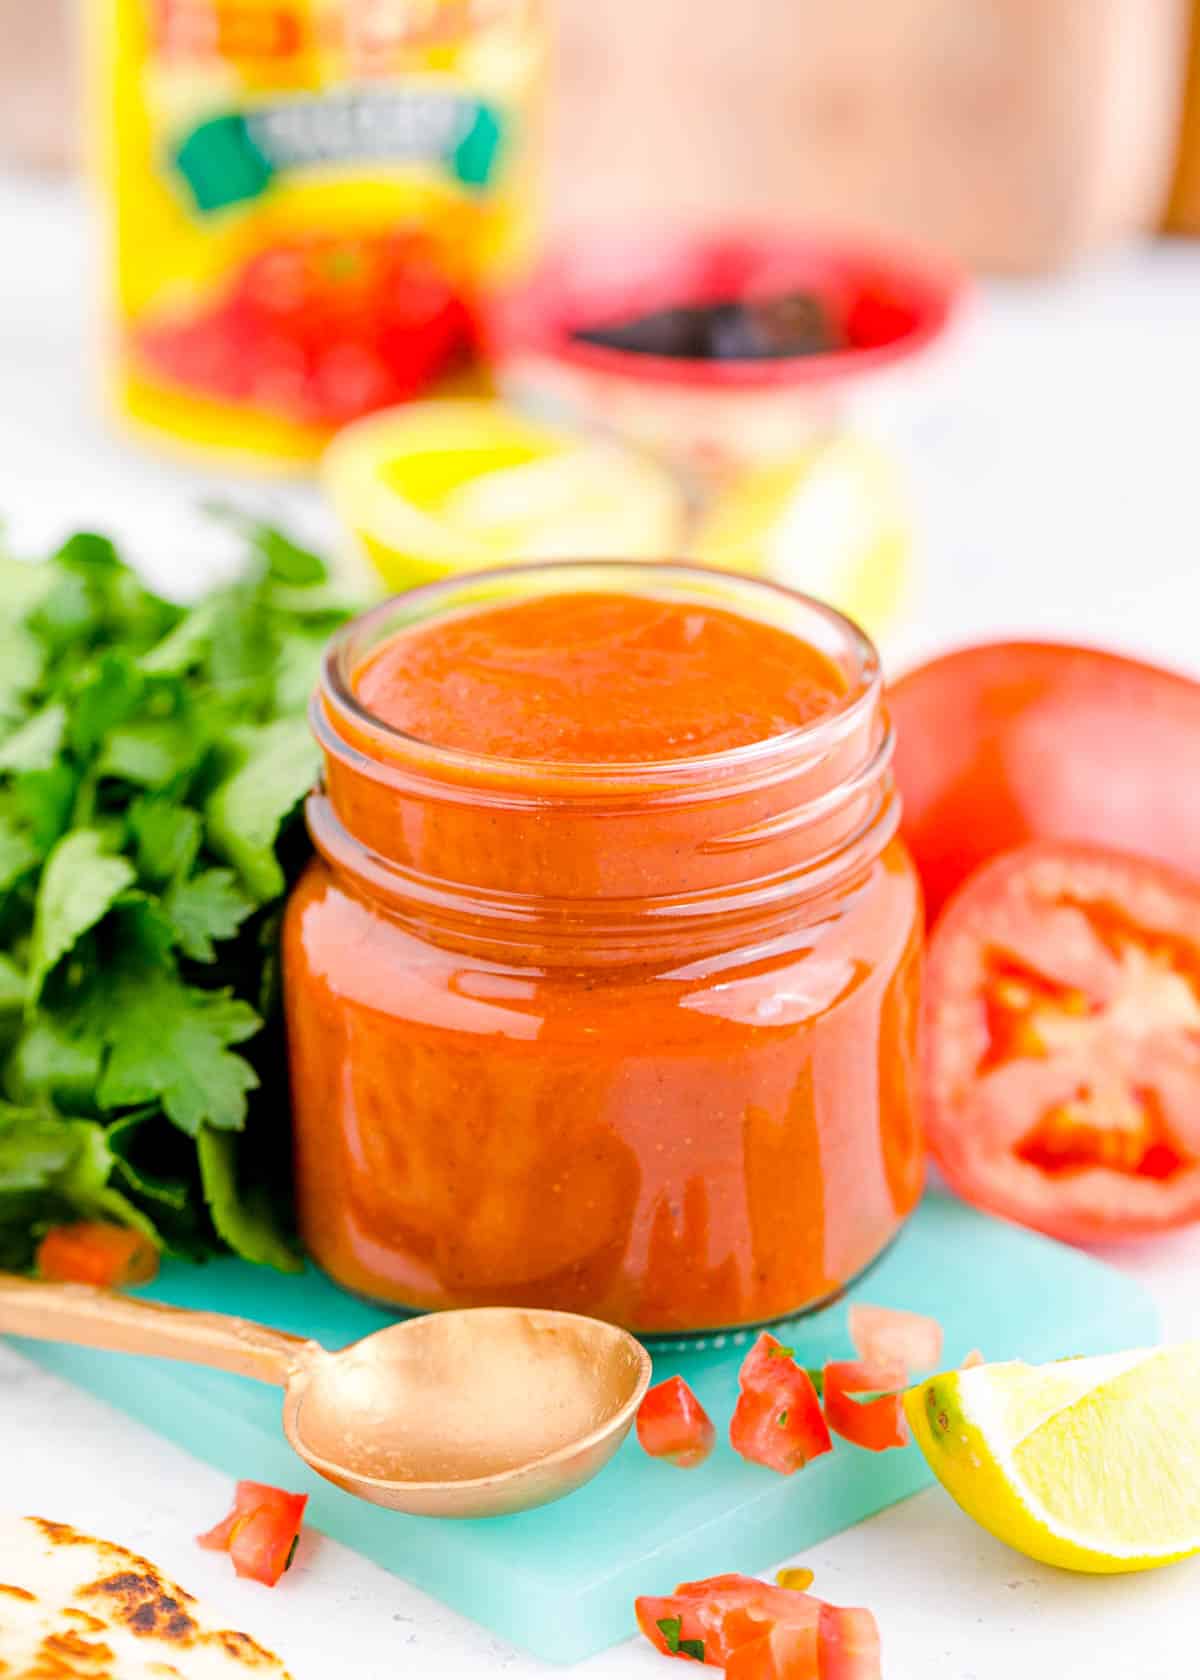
[{"left": 0, "top": 1274, "right": 314, "bottom": 1386}]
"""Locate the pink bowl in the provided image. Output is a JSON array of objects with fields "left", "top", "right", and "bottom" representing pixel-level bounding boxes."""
[{"left": 488, "top": 227, "right": 965, "bottom": 483}]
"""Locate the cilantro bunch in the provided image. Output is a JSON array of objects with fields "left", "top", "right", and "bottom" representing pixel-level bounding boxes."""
[{"left": 0, "top": 524, "right": 353, "bottom": 1270}]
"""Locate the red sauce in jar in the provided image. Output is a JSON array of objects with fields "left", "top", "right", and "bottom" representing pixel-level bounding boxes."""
[{"left": 284, "top": 564, "right": 922, "bottom": 1333}]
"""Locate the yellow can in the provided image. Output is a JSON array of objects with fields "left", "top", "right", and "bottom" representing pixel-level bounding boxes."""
[{"left": 87, "top": 0, "right": 546, "bottom": 470}]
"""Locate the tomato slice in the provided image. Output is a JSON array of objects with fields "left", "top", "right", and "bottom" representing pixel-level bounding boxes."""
[
  {"left": 925, "top": 840, "right": 1200, "bottom": 1242},
  {"left": 637, "top": 1376, "right": 716, "bottom": 1468},
  {"left": 888, "top": 642, "right": 1200, "bottom": 922},
  {"left": 724, "top": 1623, "right": 820, "bottom": 1679},
  {"left": 36, "top": 1221, "right": 159, "bottom": 1288},
  {"left": 848, "top": 1304, "right": 942, "bottom": 1371},
  {"left": 822, "top": 1359, "right": 909, "bottom": 1451},
  {"left": 730, "top": 1334, "right": 832, "bottom": 1474},
  {"left": 198, "top": 1481, "right": 307, "bottom": 1587}
]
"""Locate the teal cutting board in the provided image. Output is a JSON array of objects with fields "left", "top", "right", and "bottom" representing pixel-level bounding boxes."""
[{"left": 10, "top": 1194, "right": 1157, "bottom": 1664}]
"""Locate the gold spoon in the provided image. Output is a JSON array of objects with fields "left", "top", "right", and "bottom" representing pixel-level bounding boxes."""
[{"left": 0, "top": 1276, "right": 651, "bottom": 1518}]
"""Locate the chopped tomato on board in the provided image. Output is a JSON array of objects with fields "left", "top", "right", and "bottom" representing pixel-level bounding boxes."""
[
  {"left": 730, "top": 1334, "right": 832, "bottom": 1474},
  {"left": 198, "top": 1481, "right": 308, "bottom": 1587},
  {"left": 924, "top": 840, "right": 1200, "bottom": 1243},
  {"left": 637, "top": 1376, "right": 716, "bottom": 1468},
  {"left": 822, "top": 1360, "right": 909, "bottom": 1451},
  {"left": 36, "top": 1221, "right": 159, "bottom": 1288},
  {"left": 848, "top": 1304, "right": 942, "bottom": 1371},
  {"left": 888, "top": 641, "right": 1200, "bottom": 923}
]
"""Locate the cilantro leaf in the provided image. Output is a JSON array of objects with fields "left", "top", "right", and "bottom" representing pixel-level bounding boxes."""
[
  {"left": 0, "top": 705, "right": 66, "bottom": 773},
  {"left": 197, "top": 1126, "right": 301, "bottom": 1271},
  {"left": 655, "top": 1619, "right": 705, "bottom": 1663},
  {"left": 206, "top": 716, "right": 318, "bottom": 902},
  {"left": 0, "top": 812, "right": 39, "bottom": 896},
  {"left": 128, "top": 799, "right": 202, "bottom": 883},
  {"left": 93, "top": 968, "right": 261, "bottom": 1135},
  {"left": 27, "top": 829, "right": 136, "bottom": 1002},
  {"left": 164, "top": 868, "right": 254, "bottom": 961},
  {"left": 97, "top": 716, "right": 205, "bottom": 789}
]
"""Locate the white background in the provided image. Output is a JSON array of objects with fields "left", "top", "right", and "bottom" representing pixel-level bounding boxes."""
[{"left": 3, "top": 173, "right": 1200, "bottom": 1676}]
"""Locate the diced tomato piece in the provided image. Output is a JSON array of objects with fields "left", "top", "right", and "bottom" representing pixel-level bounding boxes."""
[
  {"left": 822, "top": 1359, "right": 909, "bottom": 1451},
  {"left": 849, "top": 1304, "right": 943, "bottom": 1371},
  {"left": 925, "top": 841, "right": 1200, "bottom": 1243},
  {"left": 818, "top": 1604, "right": 883, "bottom": 1680},
  {"left": 730, "top": 1335, "right": 832, "bottom": 1474},
  {"left": 637, "top": 1376, "right": 716, "bottom": 1468},
  {"left": 636, "top": 1575, "right": 820, "bottom": 1667},
  {"left": 198, "top": 1481, "right": 307, "bottom": 1587},
  {"left": 725, "top": 1622, "right": 820, "bottom": 1679},
  {"left": 635, "top": 1576, "right": 881, "bottom": 1680},
  {"left": 36, "top": 1221, "right": 159, "bottom": 1288}
]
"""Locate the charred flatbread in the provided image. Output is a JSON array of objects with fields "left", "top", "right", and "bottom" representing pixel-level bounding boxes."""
[{"left": 0, "top": 1515, "right": 292, "bottom": 1678}]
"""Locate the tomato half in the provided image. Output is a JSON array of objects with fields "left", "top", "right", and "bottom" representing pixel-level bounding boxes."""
[
  {"left": 637, "top": 1376, "right": 716, "bottom": 1468},
  {"left": 888, "top": 642, "right": 1200, "bottom": 922},
  {"left": 730, "top": 1334, "right": 832, "bottom": 1474},
  {"left": 848, "top": 1304, "right": 942, "bottom": 1371},
  {"left": 925, "top": 839, "right": 1200, "bottom": 1242},
  {"left": 198, "top": 1480, "right": 308, "bottom": 1587},
  {"left": 822, "top": 1360, "right": 908, "bottom": 1451},
  {"left": 36, "top": 1221, "right": 159, "bottom": 1288}
]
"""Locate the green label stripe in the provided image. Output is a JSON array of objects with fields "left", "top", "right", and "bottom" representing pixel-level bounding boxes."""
[{"left": 173, "top": 89, "right": 505, "bottom": 213}]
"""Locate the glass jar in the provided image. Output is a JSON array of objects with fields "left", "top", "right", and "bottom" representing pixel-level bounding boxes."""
[{"left": 283, "top": 562, "right": 923, "bottom": 1334}]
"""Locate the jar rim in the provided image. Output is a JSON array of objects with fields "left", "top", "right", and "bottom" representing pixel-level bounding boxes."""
[{"left": 320, "top": 559, "right": 882, "bottom": 796}]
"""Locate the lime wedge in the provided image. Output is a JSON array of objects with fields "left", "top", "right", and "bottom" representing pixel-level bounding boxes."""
[{"left": 905, "top": 1346, "right": 1200, "bottom": 1572}]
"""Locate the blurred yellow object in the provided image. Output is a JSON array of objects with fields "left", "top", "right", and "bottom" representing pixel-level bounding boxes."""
[
  {"left": 323, "top": 401, "right": 689, "bottom": 589},
  {"left": 691, "top": 436, "right": 912, "bottom": 642}
]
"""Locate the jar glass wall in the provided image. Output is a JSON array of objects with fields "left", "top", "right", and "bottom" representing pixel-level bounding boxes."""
[{"left": 283, "top": 562, "right": 923, "bottom": 1334}]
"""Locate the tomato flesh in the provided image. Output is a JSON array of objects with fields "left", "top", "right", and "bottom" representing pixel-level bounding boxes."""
[
  {"left": 817, "top": 1604, "right": 883, "bottom": 1680},
  {"left": 730, "top": 1334, "right": 832, "bottom": 1474},
  {"left": 888, "top": 641, "right": 1200, "bottom": 922},
  {"left": 724, "top": 1622, "right": 820, "bottom": 1679},
  {"left": 637, "top": 1375, "right": 716, "bottom": 1468},
  {"left": 36, "top": 1221, "right": 159, "bottom": 1288},
  {"left": 848, "top": 1304, "right": 942, "bottom": 1371},
  {"left": 198, "top": 1480, "right": 307, "bottom": 1587},
  {"left": 925, "top": 841, "right": 1200, "bottom": 1242},
  {"left": 822, "top": 1360, "right": 909, "bottom": 1451}
]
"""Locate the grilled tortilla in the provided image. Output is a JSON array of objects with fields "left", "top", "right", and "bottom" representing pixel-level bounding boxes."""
[{"left": 0, "top": 1515, "right": 292, "bottom": 1678}]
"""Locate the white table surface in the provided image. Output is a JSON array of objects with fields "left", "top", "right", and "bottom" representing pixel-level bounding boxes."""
[{"left": 3, "top": 171, "right": 1200, "bottom": 1677}]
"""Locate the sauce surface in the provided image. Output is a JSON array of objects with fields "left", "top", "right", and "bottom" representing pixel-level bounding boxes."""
[{"left": 353, "top": 591, "right": 847, "bottom": 763}]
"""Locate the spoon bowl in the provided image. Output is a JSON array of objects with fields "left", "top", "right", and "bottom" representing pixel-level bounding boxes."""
[
  {"left": 0, "top": 1277, "right": 651, "bottom": 1519},
  {"left": 284, "top": 1307, "right": 650, "bottom": 1517}
]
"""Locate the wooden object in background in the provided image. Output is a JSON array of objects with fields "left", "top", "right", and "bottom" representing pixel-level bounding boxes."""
[
  {"left": 0, "top": 0, "right": 76, "bottom": 173},
  {"left": 1166, "top": 1, "right": 1200, "bottom": 231},
  {"left": 551, "top": 0, "right": 1192, "bottom": 274}
]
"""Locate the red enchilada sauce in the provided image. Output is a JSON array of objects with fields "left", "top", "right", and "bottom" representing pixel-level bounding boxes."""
[{"left": 284, "top": 566, "right": 922, "bottom": 1333}]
